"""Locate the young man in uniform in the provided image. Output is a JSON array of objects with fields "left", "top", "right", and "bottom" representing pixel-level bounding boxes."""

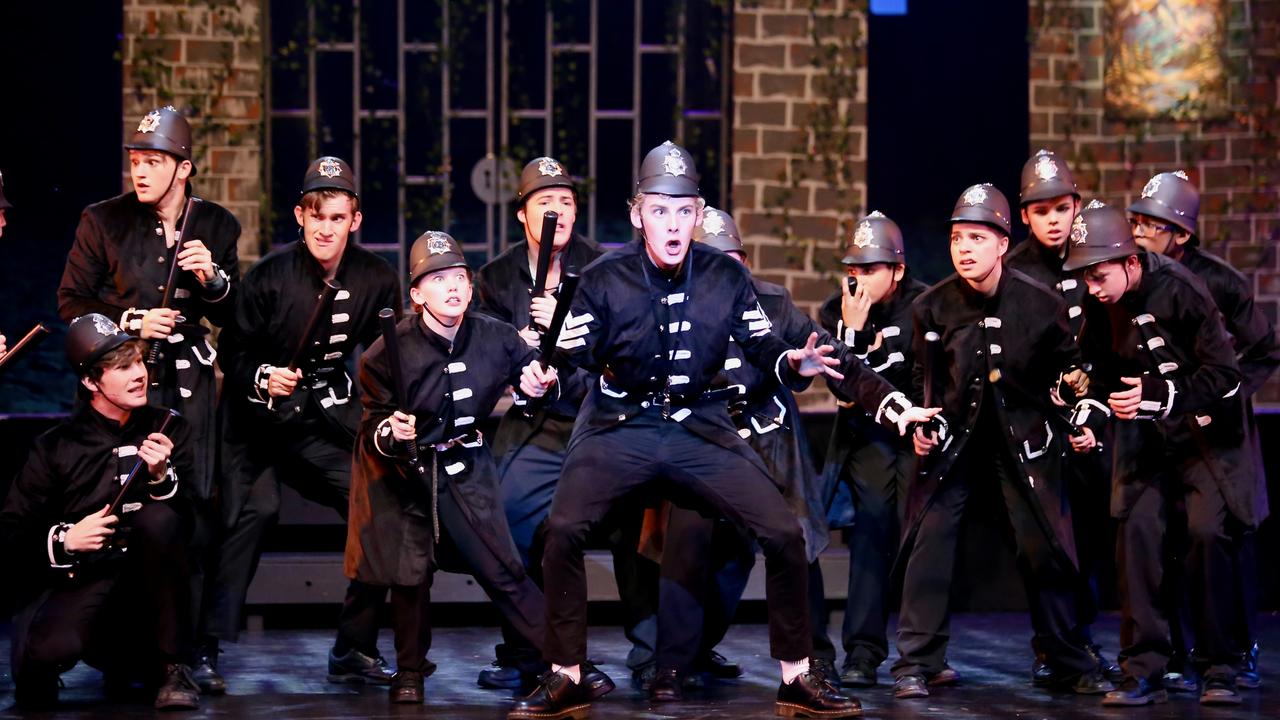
[
  {"left": 1064, "top": 200, "right": 1254, "bottom": 706},
  {"left": 1126, "top": 171, "right": 1279, "bottom": 692},
  {"left": 816, "top": 210, "right": 929, "bottom": 688},
  {"left": 892, "top": 184, "right": 1111, "bottom": 700},
  {"left": 511, "top": 141, "right": 937, "bottom": 720},
  {"left": 473, "top": 157, "right": 658, "bottom": 689},
  {"left": 1005, "top": 149, "right": 1121, "bottom": 686},
  {"left": 346, "top": 231, "right": 611, "bottom": 704},
  {"left": 202, "top": 156, "right": 401, "bottom": 687},
  {"left": 57, "top": 107, "right": 241, "bottom": 692},
  {"left": 2, "top": 314, "right": 200, "bottom": 710},
  {"left": 647, "top": 207, "right": 837, "bottom": 700}
]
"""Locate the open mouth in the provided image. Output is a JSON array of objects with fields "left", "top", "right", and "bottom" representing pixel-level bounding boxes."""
[{"left": 665, "top": 239, "right": 683, "bottom": 253}]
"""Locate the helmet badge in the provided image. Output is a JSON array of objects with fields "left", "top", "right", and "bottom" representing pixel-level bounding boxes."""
[
  {"left": 1070, "top": 215, "right": 1089, "bottom": 246},
  {"left": 701, "top": 211, "right": 726, "bottom": 236},
  {"left": 426, "top": 231, "right": 451, "bottom": 255},
  {"left": 319, "top": 158, "right": 342, "bottom": 179},
  {"left": 1141, "top": 176, "right": 1161, "bottom": 198},
  {"left": 92, "top": 315, "right": 120, "bottom": 337},
  {"left": 852, "top": 221, "right": 874, "bottom": 248},
  {"left": 662, "top": 148, "right": 687, "bottom": 177},
  {"left": 538, "top": 157, "right": 563, "bottom": 177},
  {"left": 137, "top": 110, "right": 162, "bottom": 134},
  {"left": 1034, "top": 154, "right": 1059, "bottom": 181},
  {"left": 963, "top": 185, "right": 989, "bottom": 206}
]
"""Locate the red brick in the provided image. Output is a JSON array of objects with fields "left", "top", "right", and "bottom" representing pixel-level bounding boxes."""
[
  {"left": 734, "top": 71, "right": 756, "bottom": 98},
  {"left": 739, "top": 41, "right": 787, "bottom": 68},
  {"left": 186, "top": 39, "right": 234, "bottom": 65},
  {"left": 1080, "top": 139, "right": 1124, "bottom": 163},
  {"left": 737, "top": 212, "right": 778, "bottom": 236},
  {"left": 731, "top": 182, "right": 759, "bottom": 209},
  {"left": 759, "top": 242, "right": 804, "bottom": 270},
  {"left": 1129, "top": 139, "right": 1178, "bottom": 164},
  {"left": 759, "top": 72, "right": 808, "bottom": 98},
  {"left": 1203, "top": 163, "right": 1253, "bottom": 189},
  {"left": 789, "top": 42, "right": 819, "bottom": 68},
  {"left": 761, "top": 13, "right": 809, "bottom": 39},
  {"left": 762, "top": 183, "right": 810, "bottom": 212},
  {"left": 735, "top": 12, "right": 759, "bottom": 39},
  {"left": 739, "top": 157, "right": 789, "bottom": 182},
  {"left": 1031, "top": 57, "right": 1050, "bottom": 81},
  {"left": 737, "top": 100, "right": 788, "bottom": 126},
  {"left": 813, "top": 186, "right": 860, "bottom": 215},
  {"left": 788, "top": 214, "right": 838, "bottom": 242},
  {"left": 762, "top": 128, "right": 806, "bottom": 154},
  {"left": 1051, "top": 111, "right": 1100, "bottom": 137},
  {"left": 733, "top": 128, "right": 760, "bottom": 155},
  {"left": 1201, "top": 190, "right": 1233, "bottom": 214},
  {"left": 791, "top": 274, "right": 839, "bottom": 304},
  {"left": 1184, "top": 138, "right": 1228, "bottom": 162}
]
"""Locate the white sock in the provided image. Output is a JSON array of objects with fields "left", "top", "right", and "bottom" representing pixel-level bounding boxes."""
[
  {"left": 781, "top": 658, "right": 810, "bottom": 684},
  {"left": 552, "top": 663, "right": 581, "bottom": 684}
]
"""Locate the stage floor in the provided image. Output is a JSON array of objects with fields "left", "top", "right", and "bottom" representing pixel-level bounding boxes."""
[{"left": 1, "top": 612, "right": 1274, "bottom": 718}]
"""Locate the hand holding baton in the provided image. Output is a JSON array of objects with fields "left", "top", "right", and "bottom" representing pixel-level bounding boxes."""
[
  {"left": 378, "top": 308, "right": 437, "bottom": 541},
  {"left": 267, "top": 279, "right": 341, "bottom": 411},
  {"left": 522, "top": 271, "right": 580, "bottom": 418},
  {"left": 0, "top": 323, "right": 51, "bottom": 374},
  {"left": 529, "top": 211, "right": 559, "bottom": 334},
  {"left": 987, "top": 367, "right": 1087, "bottom": 440},
  {"left": 920, "top": 330, "right": 944, "bottom": 437},
  {"left": 146, "top": 196, "right": 203, "bottom": 372},
  {"left": 108, "top": 409, "right": 180, "bottom": 517}
]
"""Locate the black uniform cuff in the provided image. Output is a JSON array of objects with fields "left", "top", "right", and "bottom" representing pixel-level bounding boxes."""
[{"left": 1136, "top": 377, "right": 1175, "bottom": 420}]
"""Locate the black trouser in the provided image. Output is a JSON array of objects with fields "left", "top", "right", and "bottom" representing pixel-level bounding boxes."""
[
  {"left": 893, "top": 427, "right": 1094, "bottom": 679},
  {"left": 1032, "top": 449, "right": 1109, "bottom": 665},
  {"left": 543, "top": 412, "right": 812, "bottom": 665},
  {"left": 1115, "top": 447, "right": 1241, "bottom": 681},
  {"left": 205, "top": 431, "right": 383, "bottom": 655},
  {"left": 12, "top": 503, "right": 191, "bottom": 688},
  {"left": 495, "top": 441, "right": 659, "bottom": 674},
  {"left": 839, "top": 428, "right": 910, "bottom": 668},
  {"left": 390, "top": 482, "right": 546, "bottom": 674},
  {"left": 654, "top": 506, "right": 757, "bottom": 673}
]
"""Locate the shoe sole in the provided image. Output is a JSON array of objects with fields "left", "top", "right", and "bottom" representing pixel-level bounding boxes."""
[
  {"left": 327, "top": 673, "right": 393, "bottom": 685},
  {"left": 154, "top": 699, "right": 200, "bottom": 711},
  {"left": 508, "top": 703, "right": 591, "bottom": 720},
  {"left": 391, "top": 695, "right": 425, "bottom": 704},
  {"left": 1200, "top": 693, "right": 1243, "bottom": 706},
  {"left": 196, "top": 683, "right": 227, "bottom": 696},
  {"left": 894, "top": 689, "right": 929, "bottom": 700},
  {"left": 775, "top": 701, "right": 862, "bottom": 717},
  {"left": 1101, "top": 690, "right": 1168, "bottom": 706}
]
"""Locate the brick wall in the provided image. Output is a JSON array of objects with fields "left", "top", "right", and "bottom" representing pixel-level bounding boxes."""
[
  {"left": 732, "top": 1, "right": 867, "bottom": 314},
  {"left": 1029, "top": 0, "right": 1280, "bottom": 405},
  {"left": 121, "top": 0, "right": 264, "bottom": 267},
  {"left": 732, "top": 1, "right": 868, "bottom": 409}
]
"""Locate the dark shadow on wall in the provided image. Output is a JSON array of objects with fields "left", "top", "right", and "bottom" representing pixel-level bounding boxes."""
[{"left": 867, "top": 2, "right": 1030, "bottom": 285}]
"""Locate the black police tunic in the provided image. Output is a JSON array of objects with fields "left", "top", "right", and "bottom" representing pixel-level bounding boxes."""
[
  {"left": 906, "top": 268, "right": 1093, "bottom": 566},
  {"left": 346, "top": 313, "right": 536, "bottom": 586},
  {"left": 1004, "top": 238, "right": 1087, "bottom": 337},
  {"left": 57, "top": 192, "right": 239, "bottom": 500},
  {"left": 1179, "top": 246, "right": 1280, "bottom": 524},
  {"left": 554, "top": 240, "right": 902, "bottom": 473},
  {"left": 1077, "top": 252, "right": 1255, "bottom": 525},
  {"left": 216, "top": 240, "right": 401, "bottom": 519},
  {"left": 0, "top": 405, "right": 191, "bottom": 598},
  {"left": 816, "top": 276, "right": 929, "bottom": 528},
  {"left": 473, "top": 235, "right": 604, "bottom": 454}
]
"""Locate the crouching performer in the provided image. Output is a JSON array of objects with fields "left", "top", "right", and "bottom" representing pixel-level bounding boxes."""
[
  {"left": 2, "top": 314, "right": 199, "bottom": 710},
  {"left": 344, "top": 231, "right": 614, "bottom": 704}
]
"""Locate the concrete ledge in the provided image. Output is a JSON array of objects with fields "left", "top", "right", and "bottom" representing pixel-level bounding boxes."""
[{"left": 245, "top": 549, "right": 852, "bottom": 605}]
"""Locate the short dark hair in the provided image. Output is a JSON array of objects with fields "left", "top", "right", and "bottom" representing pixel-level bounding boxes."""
[
  {"left": 299, "top": 189, "right": 360, "bottom": 214},
  {"left": 85, "top": 338, "right": 146, "bottom": 384}
]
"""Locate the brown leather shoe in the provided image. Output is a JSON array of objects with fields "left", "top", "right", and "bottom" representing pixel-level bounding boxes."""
[
  {"left": 775, "top": 671, "right": 862, "bottom": 717},
  {"left": 390, "top": 670, "right": 424, "bottom": 704},
  {"left": 154, "top": 664, "right": 200, "bottom": 710},
  {"left": 508, "top": 671, "right": 591, "bottom": 720}
]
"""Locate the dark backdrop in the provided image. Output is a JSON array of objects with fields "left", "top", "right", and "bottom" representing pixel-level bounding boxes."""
[{"left": 0, "top": 4, "right": 124, "bottom": 414}]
